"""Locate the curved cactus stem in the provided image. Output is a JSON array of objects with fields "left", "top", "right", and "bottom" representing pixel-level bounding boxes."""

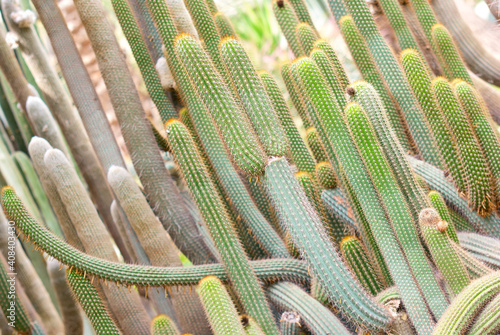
[
  {"left": 419, "top": 208, "right": 470, "bottom": 297},
  {"left": 338, "top": 15, "right": 411, "bottom": 152},
  {"left": 151, "top": 314, "right": 180, "bottom": 335},
  {"left": 197, "top": 276, "right": 245, "bottom": 335},
  {"left": 266, "top": 282, "right": 351, "bottom": 334},
  {"left": 433, "top": 77, "right": 493, "bottom": 216},
  {"left": 451, "top": 241, "right": 493, "bottom": 279},
  {"left": 66, "top": 270, "right": 121, "bottom": 335},
  {"left": 174, "top": 35, "right": 266, "bottom": 176},
  {"left": 2, "top": 187, "right": 311, "bottom": 286},
  {"left": 165, "top": 120, "right": 279, "bottom": 334},
  {"left": 219, "top": 38, "right": 289, "bottom": 157},
  {"left": 433, "top": 271, "right": 500, "bottom": 335},
  {"left": 340, "top": 236, "right": 383, "bottom": 295},
  {"left": 260, "top": 71, "right": 316, "bottom": 174},
  {"left": 468, "top": 291, "right": 500, "bottom": 335},
  {"left": 458, "top": 232, "right": 500, "bottom": 269},
  {"left": 264, "top": 157, "right": 390, "bottom": 331}
]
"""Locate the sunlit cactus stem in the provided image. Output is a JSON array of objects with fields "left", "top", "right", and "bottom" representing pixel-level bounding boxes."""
[{"left": 151, "top": 315, "right": 180, "bottom": 335}]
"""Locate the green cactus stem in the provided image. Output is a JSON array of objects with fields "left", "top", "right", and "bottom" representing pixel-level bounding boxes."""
[
  {"left": 345, "top": 101, "right": 448, "bottom": 320},
  {"left": 288, "top": 0, "right": 317, "bottom": 33},
  {"left": 338, "top": 14, "right": 412, "bottom": 155},
  {"left": 2, "top": 186, "right": 311, "bottom": 286},
  {"left": 419, "top": 208, "right": 470, "bottom": 297},
  {"left": 151, "top": 314, "right": 180, "bottom": 335},
  {"left": 174, "top": 34, "right": 266, "bottom": 176},
  {"left": 346, "top": 81, "right": 429, "bottom": 226},
  {"left": 112, "top": 0, "right": 176, "bottom": 122},
  {"left": 432, "top": 271, "right": 500, "bottom": 335},
  {"left": 408, "top": 154, "right": 500, "bottom": 238},
  {"left": 312, "top": 39, "right": 350, "bottom": 91},
  {"left": 196, "top": 276, "right": 245, "bottom": 335},
  {"left": 432, "top": 77, "right": 492, "bottom": 217},
  {"left": 305, "top": 127, "right": 327, "bottom": 163},
  {"left": 295, "top": 23, "right": 318, "bottom": 55},
  {"left": 281, "top": 63, "right": 313, "bottom": 129},
  {"left": 0, "top": 254, "right": 31, "bottom": 334},
  {"left": 310, "top": 48, "right": 347, "bottom": 108},
  {"left": 165, "top": 120, "right": 279, "bottom": 334},
  {"left": 315, "top": 162, "right": 337, "bottom": 189},
  {"left": 66, "top": 270, "right": 120, "bottom": 335},
  {"left": 468, "top": 291, "right": 500, "bottom": 335},
  {"left": 340, "top": 236, "right": 382, "bottom": 295},
  {"left": 432, "top": 24, "right": 472, "bottom": 84},
  {"left": 272, "top": 0, "right": 304, "bottom": 57},
  {"left": 454, "top": 80, "right": 500, "bottom": 213},
  {"left": 260, "top": 71, "right": 316, "bottom": 174},
  {"left": 264, "top": 157, "right": 390, "bottom": 331},
  {"left": 451, "top": 241, "right": 493, "bottom": 279},
  {"left": 458, "top": 232, "right": 500, "bottom": 269},
  {"left": 47, "top": 260, "right": 83, "bottom": 335},
  {"left": 336, "top": 0, "right": 442, "bottom": 167},
  {"left": 427, "top": 191, "right": 459, "bottom": 244},
  {"left": 401, "top": 49, "right": 465, "bottom": 191},
  {"left": 220, "top": 37, "right": 289, "bottom": 157},
  {"left": 321, "top": 188, "right": 357, "bottom": 231},
  {"left": 213, "top": 12, "right": 236, "bottom": 38},
  {"left": 266, "top": 282, "right": 351, "bottom": 334}
]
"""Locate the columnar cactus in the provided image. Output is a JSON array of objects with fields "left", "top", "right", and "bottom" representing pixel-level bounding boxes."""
[{"left": 0, "top": 0, "right": 500, "bottom": 333}]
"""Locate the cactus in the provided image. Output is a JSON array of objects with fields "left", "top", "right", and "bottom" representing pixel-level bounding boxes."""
[
  {"left": 419, "top": 208, "right": 470, "bottom": 296},
  {"left": 432, "top": 77, "right": 492, "bottom": 217},
  {"left": 428, "top": 190, "right": 459, "bottom": 244},
  {"left": 151, "top": 315, "right": 181, "bottom": 335},
  {"left": 174, "top": 35, "right": 266, "bottom": 176},
  {"left": 66, "top": 270, "right": 121, "bottom": 335},
  {"left": 165, "top": 120, "right": 279, "bottom": 334},
  {"left": 338, "top": 15, "right": 411, "bottom": 152},
  {"left": 340, "top": 236, "right": 382, "bottom": 295},
  {"left": 0, "top": 0, "right": 500, "bottom": 332},
  {"left": 220, "top": 37, "right": 289, "bottom": 157},
  {"left": 264, "top": 157, "right": 391, "bottom": 331},
  {"left": 454, "top": 81, "right": 500, "bottom": 212},
  {"left": 196, "top": 276, "right": 245, "bottom": 335},
  {"left": 260, "top": 71, "right": 316, "bottom": 174},
  {"left": 468, "top": 291, "right": 500, "bottom": 335},
  {"left": 266, "top": 282, "right": 351, "bottom": 334},
  {"left": 433, "top": 271, "right": 500, "bottom": 335},
  {"left": 315, "top": 162, "right": 338, "bottom": 189}
]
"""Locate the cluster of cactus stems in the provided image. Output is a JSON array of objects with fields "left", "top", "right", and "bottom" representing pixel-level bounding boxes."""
[{"left": 0, "top": 0, "right": 500, "bottom": 333}]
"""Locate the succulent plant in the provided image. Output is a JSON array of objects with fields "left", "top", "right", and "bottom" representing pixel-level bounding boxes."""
[{"left": 0, "top": 0, "right": 499, "bottom": 334}]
